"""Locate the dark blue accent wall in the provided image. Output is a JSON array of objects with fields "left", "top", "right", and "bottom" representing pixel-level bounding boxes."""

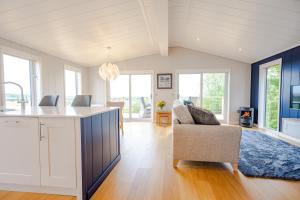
[{"left": 251, "top": 46, "right": 300, "bottom": 131}]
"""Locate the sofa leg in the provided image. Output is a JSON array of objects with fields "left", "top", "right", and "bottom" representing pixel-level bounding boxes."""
[
  {"left": 173, "top": 159, "right": 179, "bottom": 168},
  {"left": 231, "top": 162, "right": 238, "bottom": 172}
]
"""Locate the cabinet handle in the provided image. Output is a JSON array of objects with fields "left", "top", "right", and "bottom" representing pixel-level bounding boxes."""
[
  {"left": 40, "top": 123, "right": 46, "bottom": 141},
  {"left": 4, "top": 120, "right": 20, "bottom": 124}
]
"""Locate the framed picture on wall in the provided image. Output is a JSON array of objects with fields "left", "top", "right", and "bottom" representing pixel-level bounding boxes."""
[{"left": 157, "top": 73, "right": 172, "bottom": 89}]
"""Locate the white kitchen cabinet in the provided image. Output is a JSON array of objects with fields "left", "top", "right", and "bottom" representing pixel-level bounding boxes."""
[
  {"left": 39, "top": 118, "right": 76, "bottom": 188},
  {"left": 0, "top": 106, "right": 118, "bottom": 200},
  {"left": 0, "top": 117, "right": 40, "bottom": 185}
]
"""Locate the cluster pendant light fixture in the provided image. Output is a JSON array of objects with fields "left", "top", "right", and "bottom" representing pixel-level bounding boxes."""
[{"left": 98, "top": 46, "right": 120, "bottom": 80}]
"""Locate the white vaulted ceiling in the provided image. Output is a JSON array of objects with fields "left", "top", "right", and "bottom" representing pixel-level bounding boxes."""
[
  {"left": 0, "top": 0, "right": 300, "bottom": 66},
  {"left": 169, "top": 0, "right": 300, "bottom": 63},
  {"left": 0, "top": 0, "right": 165, "bottom": 66}
]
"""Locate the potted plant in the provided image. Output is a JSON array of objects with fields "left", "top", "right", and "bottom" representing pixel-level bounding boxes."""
[{"left": 156, "top": 100, "right": 166, "bottom": 111}]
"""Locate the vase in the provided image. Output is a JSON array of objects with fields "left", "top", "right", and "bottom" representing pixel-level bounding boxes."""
[{"left": 158, "top": 107, "right": 164, "bottom": 111}]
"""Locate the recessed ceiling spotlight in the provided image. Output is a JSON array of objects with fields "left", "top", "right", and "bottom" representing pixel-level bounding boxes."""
[
  {"left": 238, "top": 47, "right": 242, "bottom": 52},
  {"left": 196, "top": 37, "right": 200, "bottom": 41}
]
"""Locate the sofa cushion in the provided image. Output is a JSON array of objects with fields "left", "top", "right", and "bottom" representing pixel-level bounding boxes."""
[
  {"left": 187, "top": 105, "right": 220, "bottom": 125},
  {"left": 173, "top": 105, "right": 195, "bottom": 124}
]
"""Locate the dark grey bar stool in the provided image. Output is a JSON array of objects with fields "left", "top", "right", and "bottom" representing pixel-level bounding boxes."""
[
  {"left": 71, "top": 95, "right": 92, "bottom": 107},
  {"left": 39, "top": 95, "right": 59, "bottom": 106}
]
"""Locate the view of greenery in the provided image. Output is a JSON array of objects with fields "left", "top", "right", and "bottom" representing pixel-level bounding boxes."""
[
  {"left": 110, "top": 74, "right": 152, "bottom": 119},
  {"left": 110, "top": 96, "right": 152, "bottom": 118},
  {"left": 202, "top": 73, "right": 225, "bottom": 115},
  {"left": 265, "top": 64, "right": 281, "bottom": 130},
  {"left": 179, "top": 73, "right": 225, "bottom": 119}
]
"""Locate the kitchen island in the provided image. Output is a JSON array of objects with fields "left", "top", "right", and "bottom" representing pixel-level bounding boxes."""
[{"left": 0, "top": 106, "right": 120, "bottom": 200}]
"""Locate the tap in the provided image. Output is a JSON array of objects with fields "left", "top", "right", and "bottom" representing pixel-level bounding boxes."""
[{"left": 2, "top": 82, "right": 27, "bottom": 110}]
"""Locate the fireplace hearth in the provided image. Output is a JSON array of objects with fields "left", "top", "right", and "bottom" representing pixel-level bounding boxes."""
[{"left": 239, "top": 107, "right": 254, "bottom": 128}]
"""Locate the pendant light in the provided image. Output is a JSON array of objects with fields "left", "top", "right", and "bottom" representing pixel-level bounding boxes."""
[{"left": 98, "top": 46, "right": 120, "bottom": 80}]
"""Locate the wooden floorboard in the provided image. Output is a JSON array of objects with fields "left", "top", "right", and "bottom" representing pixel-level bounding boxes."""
[{"left": 1, "top": 122, "right": 300, "bottom": 200}]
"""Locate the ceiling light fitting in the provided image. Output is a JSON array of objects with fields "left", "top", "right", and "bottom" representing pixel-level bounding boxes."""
[{"left": 98, "top": 46, "right": 120, "bottom": 81}]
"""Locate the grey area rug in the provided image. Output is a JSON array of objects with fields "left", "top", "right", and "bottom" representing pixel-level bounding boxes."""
[{"left": 238, "top": 130, "right": 300, "bottom": 180}]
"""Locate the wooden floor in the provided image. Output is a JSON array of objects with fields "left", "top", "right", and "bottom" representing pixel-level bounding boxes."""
[{"left": 1, "top": 122, "right": 300, "bottom": 200}]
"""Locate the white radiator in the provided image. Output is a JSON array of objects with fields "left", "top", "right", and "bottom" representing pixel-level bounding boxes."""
[{"left": 282, "top": 118, "right": 300, "bottom": 140}]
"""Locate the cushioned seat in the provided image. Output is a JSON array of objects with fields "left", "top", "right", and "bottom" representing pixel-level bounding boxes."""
[
  {"left": 39, "top": 95, "right": 59, "bottom": 106},
  {"left": 71, "top": 95, "right": 92, "bottom": 107},
  {"left": 172, "top": 105, "right": 242, "bottom": 172}
]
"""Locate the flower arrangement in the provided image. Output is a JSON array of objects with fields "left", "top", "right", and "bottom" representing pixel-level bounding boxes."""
[{"left": 156, "top": 100, "right": 166, "bottom": 110}]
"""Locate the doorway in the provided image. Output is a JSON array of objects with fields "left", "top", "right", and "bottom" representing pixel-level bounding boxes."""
[
  {"left": 177, "top": 71, "right": 229, "bottom": 123},
  {"left": 109, "top": 73, "right": 153, "bottom": 121},
  {"left": 258, "top": 59, "right": 282, "bottom": 131}
]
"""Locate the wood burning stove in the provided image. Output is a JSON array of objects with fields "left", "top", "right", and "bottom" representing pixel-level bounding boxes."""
[{"left": 239, "top": 107, "right": 254, "bottom": 128}]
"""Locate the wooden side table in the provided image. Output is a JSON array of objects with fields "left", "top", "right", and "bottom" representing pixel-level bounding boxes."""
[{"left": 156, "top": 111, "right": 172, "bottom": 126}]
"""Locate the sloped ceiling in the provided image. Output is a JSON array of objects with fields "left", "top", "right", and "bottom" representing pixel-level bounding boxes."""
[
  {"left": 169, "top": 0, "right": 300, "bottom": 64},
  {"left": 0, "top": 0, "right": 299, "bottom": 66}
]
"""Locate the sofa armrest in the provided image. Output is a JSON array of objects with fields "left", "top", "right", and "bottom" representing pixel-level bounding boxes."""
[{"left": 173, "top": 124, "right": 242, "bottom": 162}]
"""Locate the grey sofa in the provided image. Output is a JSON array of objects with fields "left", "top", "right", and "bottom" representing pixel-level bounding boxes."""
[{"left": 172, "top": 115, "right": 242, "bottom": 172}]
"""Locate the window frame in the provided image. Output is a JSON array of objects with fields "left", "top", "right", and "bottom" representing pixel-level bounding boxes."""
[
  {"left": 0, "top": 46, "right": 41, "bottom": 107},
  {"left": 108, "top": 70, "right": 154, "bottom": 122},
  {"left": 176, "top": 69, "right": 230, "bottom": 124},
  {"left": 64, "top": 65, "right": 82, "bottom": 106},
  {"left": 258, "top": 58, "right": 282, "bottom": 131}
]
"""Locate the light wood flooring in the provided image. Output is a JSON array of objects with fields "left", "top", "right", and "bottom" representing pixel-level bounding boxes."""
[{"left": 1, "top": 122, "right": 300, "bottom": 200}]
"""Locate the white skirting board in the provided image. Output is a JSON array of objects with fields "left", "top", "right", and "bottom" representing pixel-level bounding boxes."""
[{"left": 278, "top": 132, "right": 300, "bottom": 147}]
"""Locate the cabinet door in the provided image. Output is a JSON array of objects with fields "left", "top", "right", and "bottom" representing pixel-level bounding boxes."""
[
  {"left": 92, "top": 114, "right": 103, "bottom": 182},
  {"left": 110, "top": 110, "right": 118, "bottom": 161},
  {"left": 0, "top": 117, "right": 40, "bottom": 185},
  {"left": 81, "top": 117, "right": 93, "bottom": 193},
  {"left": 40, "top": 118, "right": 76, "bottom": 188},
  {"left": 102, "top": 112, "right": 111, "bottom": 170}
]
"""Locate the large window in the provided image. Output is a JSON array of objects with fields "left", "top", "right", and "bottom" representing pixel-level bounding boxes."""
[
  {"left": 178, "top": 72, "right": 228, "bottom": 122},
  {"left": 258, "top": 59, "right": 281, "bottom": 131},
  {"left": 110, "top": 74, "right": 152, "bottom": 120},
  {"left": 179, "top": 74, "right": 201, "bottom": 106},
  {"left": 265, "top": 64, "right": 281, "bottom": 130},
  {"left": 64, "top": 67, "right": 82, "bottom": 105},
  {"left": 2, "top": 54, "right": 38, "bottom": 108},
  {"left": 110, "top": 75, "right": 130, "bottom": 118},
  {"left": 202, "top": 73, "right": 226, "bottom": 119}
]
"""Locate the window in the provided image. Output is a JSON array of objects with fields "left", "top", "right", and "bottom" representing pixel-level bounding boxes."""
[
  {"left": 265, "top": 65, "right": 281, "bottom": 130},
  {"left": 178, "top": 72, "right": 228, "bottom": 122},
  {"left": 110, "top": 75, "right": 130, "bottom": 118},
  {"left": 258, "top": 59, "right": 281, "bottom": 131},
  {"left": 64, "top": 67, "right": 82, "bottom": 105},
  {"left": 179, "top": 74, "right": 201, "bottom": 106},
  {"left": 2, "top": 54, "right": 39, "bottom": 108},
  {"left": 110, "top": 73, "right": 153, "bottom": 120},
  {"left": 202, "top": 73, "right": 226, "bottom": 119}
]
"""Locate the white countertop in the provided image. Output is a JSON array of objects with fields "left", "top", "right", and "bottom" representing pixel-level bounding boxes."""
[{"left": 0, "top": 106, "right": 119, "bottom": 118}]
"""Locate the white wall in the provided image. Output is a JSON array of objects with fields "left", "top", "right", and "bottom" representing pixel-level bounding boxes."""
[
  {"left": 89, "top": 47, "right": 251, "bottom": 124},
  {"left": 0, "top": 38, "right": 88, "bottom": 108},
  {"left": 88, "top": 67, "right": 106, "bottom": 105}
]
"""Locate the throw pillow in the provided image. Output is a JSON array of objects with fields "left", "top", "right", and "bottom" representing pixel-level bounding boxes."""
[
  {"left": 173, "top": 105, "right": 195, "bottom": 124},
  {"left": 187, "top": 105, "right": 220, "bottom": 125}
]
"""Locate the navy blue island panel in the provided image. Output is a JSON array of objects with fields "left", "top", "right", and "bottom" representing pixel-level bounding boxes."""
[{"left": 81, "top": 109, "right": 120, "bottom": 200}]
